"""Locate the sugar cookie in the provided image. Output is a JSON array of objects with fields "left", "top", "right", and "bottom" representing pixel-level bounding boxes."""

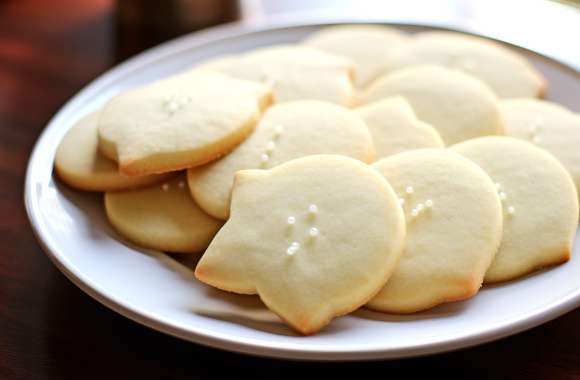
[
  {"left": 382, "top": 31, "right": 546, "bottom": 98},
  {"left": 195, "top": 155, "right": 406, "bottom": 334},
  {"left": 303, "top": 25, "right": 408, "bottom": 87},
  {"left": 356, "top": 97, "right": 444, "bottom": 159},
  {"left": 359, "top": 66, "right": 503, "bottom": 145},
  {"left": 189, "top": 100, "right": 375, "bottom": 220},
  {"left": 105, "top": 175, "right": 224, "bottom": 253},
  {"left": 98, "top": 70, "right": 272, "bottom": 176},
  {"left": 500, "top": 99, "right": 580, "bottom": 206},
  {"left": 197, "top": 45, "right": 355, "bottom": 105},
  {"left": 54, "top": 112, "right": 173, "bottom": 191},
  {"left": 368, "top": 149, "right": 503, "bottom": 313},
  {"left": 452, "top": 137, "right": 578, "bottom": 283}
]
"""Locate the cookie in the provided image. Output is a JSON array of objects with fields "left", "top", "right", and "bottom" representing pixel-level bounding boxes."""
[
  {"left": 356, "top": 97, "right": 444, "bottom": 159},
  {"left": 197, "top": 45, "right": 355, "bottom": 105},
  {"left": 98, "top": 70, "right": 272, "bottom": 176},
  {"left": 189, "top": 100, "right": 375, "bottom": 220},
  {"left": 500, "top": 99, "right": 580, "bottom": 206},
  {"left": 105, "top": 175, "right": 224, "bottom": 253},
  {"left": 359, "top": 65, "right": 503, "bottom": 145},
  {"left": 367, "top": 149, "right": 503, "bottom": 313},
  {"left": 382, "top": 31, "right": 546, "bottom": 98},
  {"left": 195, "top": 155, "right": 406, "bottom": 334},
  {"left": 54, "top": 112, "right": 173, "bottom": 191},
  {"left": 303, "top": 25, "right": 408, "bottom": 87},
  {"left": 451, "top": 137, "right": 578, "bottom": 283}
]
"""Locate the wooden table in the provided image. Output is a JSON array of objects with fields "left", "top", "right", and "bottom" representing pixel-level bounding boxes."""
[{"left": 2, "top": 1, "right": 580, "bottom": 378}]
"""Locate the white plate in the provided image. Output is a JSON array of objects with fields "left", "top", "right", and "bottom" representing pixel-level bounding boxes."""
[{"left": 25, "top": 17, "right": 580, "bottom": 361}]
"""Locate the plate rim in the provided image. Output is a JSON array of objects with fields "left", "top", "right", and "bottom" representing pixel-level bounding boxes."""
[{"left": 24, "top": 15, "right": 580, "bottom": 361}]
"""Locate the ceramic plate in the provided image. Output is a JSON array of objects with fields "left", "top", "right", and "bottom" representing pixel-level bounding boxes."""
[{"left": 25, "top": 16, "right": 580, "bottom": 360}]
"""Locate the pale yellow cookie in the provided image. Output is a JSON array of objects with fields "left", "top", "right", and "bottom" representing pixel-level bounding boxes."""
[
  {"left": 303, "top": 25, "right": 408, "bottom": 87},
  {"left": 452, "top": 137, "right": 578, "bottom": 283},
  {"left": 54, "top": 112, "right": 173, "bottom": 191},
  {"left": 197, "top": 45, "right": 355, "bottom": 105},
  {"left": 189, "top": 100, "right": 375, "bottom": 220},
  {"left": 359, "top": 66, "right": 503, "bottom": 145},
  {"left": 368, "top": 149, "right": 503, "bottom": 313},
  {"left": 104, "top": 175, "right": 224, "bottom": 253},
  {"left": 98, "top": 70, "right": 272, "bottom": 176},
  {"left": 382, "top": 31, "right": 546, "bottom": 98},
  {"left": 195, "top": 155, "right": 406, "bottom": 334},
  {"left": 500, "top": 99, "right": 580, "bottom": 206},
  {"left": 356, "top": 97, "right": 444, "bottom": 159}
]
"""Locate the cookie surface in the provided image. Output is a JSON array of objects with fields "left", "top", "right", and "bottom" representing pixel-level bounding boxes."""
[
  {"left": 198, "top": 45, "right": 355, "bottom": 105},
  {"left": 359, "top": 66, "right": 503, "bottom": 145},
  {"left": 189, "top": 100, "right": 375, "bottom": 220},
  {"left": 356, "top": 97, "right": 444, "bottom": 159},
  {"left": 500, "top": 99, "right": 580, "bottom": 206},
  {"left": 54, "top": 112, "right": 172, "bottom": 191},
  {"left": 382, "top": 31, "right": 545, "bottom": 98},
  {"left": 303, "top": 25, "right": 408, "bottom": 87},
  {"left": 452, "top": 137, "right": 578, "bottom": 283},
  {"left": 195, "top": 155, "right": 406, "bottom": 334},
  {"left": 98, "top": 70, "right": 272, "bottom": 176},
  {"left": 368, "top": 149, "right": 503, "bottom": 313},
  {"left": 105, "top": 175, "right": 224, "bottom": 253}
]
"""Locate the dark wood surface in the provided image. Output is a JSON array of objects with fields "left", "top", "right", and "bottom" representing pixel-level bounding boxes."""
[{"left": 3, "top": 1, "right": 580, "bottom": 378}]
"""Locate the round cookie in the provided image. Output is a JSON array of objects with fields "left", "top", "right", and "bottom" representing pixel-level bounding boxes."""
[
  {"left": 197, "top": 45, "right": 355, "bottom": 105},
  {"left": 382, "top": 31, "right": 546, "bottom": 98},
  {"left": 451, "top": 137, "right": 578, "bottom": 283},
  {"left": 189, "top": 100, "right": 375, "bottom": 220},
  {"left": 54, "top": 112, "right": 173, "bottom": 191},
  {"left": 303, "top": 25, "right": 408, "bottom": 87},
  {"left": 98, "top": 69, "right": 272, "bottom": 176},
  {"left": 356, "top": 97, "right": 444, "bottom": 159},
  {"left": 368, "top": 149, "right": 503, "bottom": 313},
  {"left": 359, "top": 66, "right": 503, "bottom": 145},
  {"left": 195, "top": 155, "right": 406, "bottom": 334},
  {"left": 105, "top": 175, "right": 224, "bottom": 253},
  {"left": 500, "top": 99, "right": 580, "bottom": 206}
]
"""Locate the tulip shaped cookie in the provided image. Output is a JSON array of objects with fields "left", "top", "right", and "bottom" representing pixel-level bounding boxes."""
[
  {"left": 105, "top": 175, "right": 224, "bottom": 253},
  {"left": 382, "top": 31, "right": 546, "bottom": 98},
  {"left": 55, "top": 112, "right": 173, "bottom": 191},
  {"left": 360, "top": 66, "right": 503, "bottom": 145},
  {"left": 198, "top": 45, "right": 355, "bottom": 105},
  {"left": 452, "top": 137, "right": 578, "bottom": 283},
  {"left": 500, "top": 99, "right": 580, "bottom": 206},
  {"left": 368, "top": 149, "right": 503, "bottom": 313},
  {"left": 195, "top": 155, "right": 406, "bottom": 334},
  {"left": 356, "top": 97, "right": 444, "bottom": 159},
  {"left": 189, "top": 100, "right": 375, "bottom": 220},
  {"left": 303, "top": 25, "right": 408, "bottom": 87},
  {"left": 98, "top": 70, "right": 272, "bottom": 176}
]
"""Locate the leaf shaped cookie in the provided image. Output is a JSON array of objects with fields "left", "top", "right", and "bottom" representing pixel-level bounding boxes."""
[
  {"left": 356, "top": 96, "right": 444, "bottom": 159},
  {"left": 188, "top": 100, "right": 375, "bottom": 220},
  {"left": 195, "top": 155, "right": 406, "bottom": 334},
  {"left": 360, "top": 65, "right": 503, "bottom": 145},
  {"left": 54, "top": 111, "right": 173, "bottom": 191},
  {"left": 452, "top": 137, "right": 578, "bottom": 283},
  {"left": 382, "top": 31, "right": 546, "bottom": 98},
  {"left": 500, "top": 99, "right": 580, "bottom": 207},
  {"left": 198, "top": 45, "right": 355, "bottom": 105},
  {"left": 303, "top": 25, "right": 409, "bottom": 87},
  {"left": 105, "top": 175, "right": 223, "bottom": 253},
  {"left": 368, "top": 149, "right": 503, "bottom": 313},
  {"left": 98, "top": 70, "right": 272, "bottom": 176}
]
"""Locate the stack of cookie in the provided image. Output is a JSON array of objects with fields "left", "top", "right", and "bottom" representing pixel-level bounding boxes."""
[{"left": 54, "top": 25, "right": 580, "bottom": 335}]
